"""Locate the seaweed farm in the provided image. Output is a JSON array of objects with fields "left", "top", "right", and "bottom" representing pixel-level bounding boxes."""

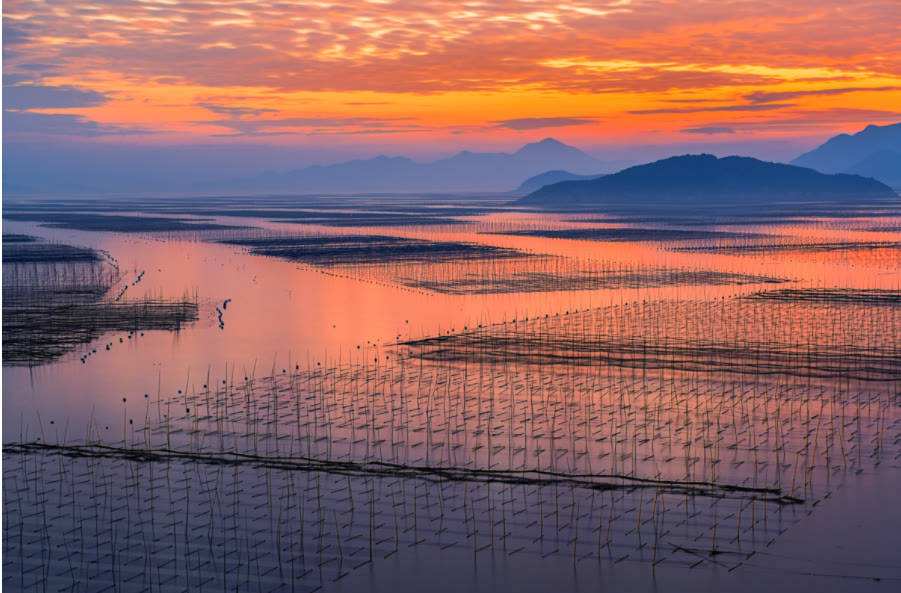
[
  {"left": 172, "top": 208, "right": 471, "bottom": 227},
  {"left": 326, "top": 255, "right": 787, "bottom": 295},
  {"left": 4, "top": 212, "right": 246, "bottom": 233},
  {"left": 2, "top": 235, "right": 199, "bottom": 365},
  {"left": 3, "top": 196, "right": 901, "bottom": 592},
  {"left": 494, "top": 227, "right": 767, "bottom": 242},
  {"left": 222, "top": 234, "right": 524, "bottom": 266},
  {"left": 3, "top": 239, "right": 101, "bottom": 264},
  {"left": 400, "top": 299, "right": 900, "bottom": 380},
  {"left": 221, "top": 236, "right": 787, "bottom": 295},
  {"left": 744, "top": 288, "right": 901, "bottom": 306}
]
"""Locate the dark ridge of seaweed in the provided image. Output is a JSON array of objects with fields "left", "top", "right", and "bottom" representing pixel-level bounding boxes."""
[
  {"left": 2, "top": 233, "right": 39, "bottom": 243},
  {"left": 403, "top": 334, "right": 900, "bottom": 381},
  {"left": 197, "top": 210, "right": 464, "bottom": 226},
  {"left": 221, "top": 234, "right": 408, "bottom": 248},
  {"left": 3, "top": 299, "right": 199, "bottom": 366},
  {"left": 223, "top": 234, "right": 524, "bottom": 266},
  {"left": 397, "top": 268, "right": 786, "bottom": 295},
  {"left": 3, "top": 239, "right": 199, "bottom": 366},
  {"left": 672, "top": 241, "right": 901, "bottom": 254},
  {"left": 492, "top": 228, "right": 766, "bottom": 242},
  {"left": 4, "top": 442, "right": 805, "bottom": 505},
  {"left": 399, "top": 300, "right": 900, "bottom": 382},
  {"left": 3, "top": 212, "right": 247, "bottom": 232},
  {"left": 744, "top": 288, "right": 901, "bottom": 306},
  {"left": 2, "top": 242, "right": 100, "bottom": 263},
  {"left": 158, "top": 208, "right": 481, "bottom": 226},
  {"left": 569, "top": 217, "right": 813, "bottom": 227},
  {"left": 2, "top": 194, "right": 511, "bottom": 213}
]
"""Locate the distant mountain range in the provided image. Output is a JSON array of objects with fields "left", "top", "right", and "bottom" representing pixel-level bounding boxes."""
[
  {"left": 517, "top": 154, "right": 897, "bottom": 209},
  {"left": 512, "top": 169, "right": 605, "bottom": 194},
  {"left": 213, "top": 138, "right": 602, "bottom": 194},
  {"left": 7, "top": 125, "right": 898, "bottom": 197},
  {"left": 792, "top": 122, "right": 901, "bottom": 187}
]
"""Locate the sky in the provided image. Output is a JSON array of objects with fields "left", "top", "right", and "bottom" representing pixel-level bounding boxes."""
[{"left": 4, "top": 0, "right": 901, "bottom": 190}]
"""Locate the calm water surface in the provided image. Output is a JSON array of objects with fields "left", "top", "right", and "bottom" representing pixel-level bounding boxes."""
[{"left": 3, "top": 202, "right": 899, "bottom": 592}]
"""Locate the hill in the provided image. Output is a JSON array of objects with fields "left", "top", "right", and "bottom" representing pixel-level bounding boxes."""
[
  {"left": 792, "top": 122, "right": 901, "bottom": 186},
  {"left": 843, "top": 149, "right": 901, "bottom": 186},
  {"left": 516, "top": 154, "right": 897, "bottom": 209},
  {"left": 513, "top": 169, "right": 605, "bottom": 194}
]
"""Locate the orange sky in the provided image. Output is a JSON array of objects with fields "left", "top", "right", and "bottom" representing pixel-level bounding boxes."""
[{"left": 4, "top": 0, "right": 901, "bottom": 149}]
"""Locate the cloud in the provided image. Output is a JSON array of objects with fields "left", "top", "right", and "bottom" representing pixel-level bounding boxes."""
[
  {"left": 4, "top": 84, "right": 108, "bottom": 109},
  {"left": 198, "top": 103, "right": 277, "bottom": 118},
  {"left": 305, "top": 127, "right": 431, "bottom": 137},
  {"left": 3, "top": 110, "right": 145, "bottom": 137},
  {"left": 683, "top": 126, "right": 736, "bottom": 135},
  {"left": 206, "top": 115, "right": 422, "bottom": 136},
  {"left": 680, "top": 109, "right": 901, "bottom": 133},
  {"left": 744, "top": 85, "right": 901, "bottom": 104},
  {"left": 493, "top": 117, "right": 597, "bottom": 130},
  {"left": 630, "top": 102, "right": 794, "bottom": 115},
  {"left": 2, "top": 21, "right": 33, "bottom": 47},
  {"left": 7, "top": 0, "right": 898, "bottom": 95},
  {"left": 2, "top": 0, "right": 900, "bottom": 144}
]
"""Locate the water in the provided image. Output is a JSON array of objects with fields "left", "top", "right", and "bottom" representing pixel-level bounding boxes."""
[{"left": 3, "top": 197, "right": 900, "bottom": 591}]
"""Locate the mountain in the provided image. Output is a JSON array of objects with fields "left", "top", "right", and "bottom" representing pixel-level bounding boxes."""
[
  {"left": 512, "top": 137, "right": 596, "bottom": 164},
  {"left": 513, "top": 170, "right": 605, "bottom": 194},
  {"left": 792, "top": 122, "right": 901, "bottom": 186},
  {"left": 516, "top": 154, "right": 897, "bottom": 209},
  {"left": 843, "top": 149, "right": 901, "bottom": 186},
  {"left": 216, "top": 138, "right": 601, "bottom": 193}
]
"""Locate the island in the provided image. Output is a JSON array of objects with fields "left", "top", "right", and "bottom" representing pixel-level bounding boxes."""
[{"left": 516, "top": 154, "right": 898, "bottom": 209}]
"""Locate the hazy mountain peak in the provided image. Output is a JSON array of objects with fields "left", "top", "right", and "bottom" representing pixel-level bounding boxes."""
[
  {"left": 792, "top": 122, "right": 901, "bottom": 185},
  {"left": 844, "top": 148, "right": 901, "bottom": 186},
  {"left": 197, "top": 138, "right": 602, "bottom": 194},
  {"left": 515, "top": 137, "right": 581, "bottom": 157},
  {"left": 524, "top": 137, "right": 567, "bottom": 148}
]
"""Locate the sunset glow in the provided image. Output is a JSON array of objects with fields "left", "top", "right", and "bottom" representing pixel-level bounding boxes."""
[
  {"left": 5, "top": 0, "right": 901, "bottom": 149},
  {"left": 4, "top": 3, "right": 901, "bottom": 591}
]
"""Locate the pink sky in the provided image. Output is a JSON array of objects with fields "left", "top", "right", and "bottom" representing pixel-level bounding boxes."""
[{"left": 4, "top": 0, "right": 900, "bottom": 154}]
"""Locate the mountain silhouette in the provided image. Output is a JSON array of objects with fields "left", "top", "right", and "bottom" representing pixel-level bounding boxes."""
[
  {"left": 513, "top": 169, "right": 606, "bottom": 194},
  {"left": 516, "top": 154, "right": 897, "bottom": 208},
  {"left": 217, "top": 138, "right": 601, "bottom": 193},
  {"left": 843, "top": 149, "right": 901, "bottom": 186},
  {"left": 792, "top": 122, "right": 901, "bottom": 186}
]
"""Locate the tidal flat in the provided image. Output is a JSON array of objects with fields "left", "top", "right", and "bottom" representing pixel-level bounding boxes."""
[{"left": 3, "top": 194, "right": 900, "bottom": 593}]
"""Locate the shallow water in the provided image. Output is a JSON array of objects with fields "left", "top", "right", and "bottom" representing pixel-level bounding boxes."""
[{"left": 3, "top": 197, "right": 900, "bottom": 592}]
